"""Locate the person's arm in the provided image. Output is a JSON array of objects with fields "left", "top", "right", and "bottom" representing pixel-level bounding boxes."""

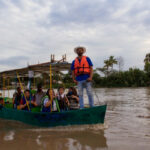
[
  {"left": 71, "top": 95, "right": 79, "bottom": 102},
  {"left": 86, "top": 57, "right": 93, "bottom": 82},
  {"left": 65, "top": 96, "right": 70, "bottom": 106},
  {"left": 87, "top": 66, "right": 93, "bottom": 81},
  {"left": 31, "top": 100, "right": 38, "bottom": 106},
  {"left": 12, "top": 93, "right": 16, "bottom": 104},
  {"left": 72, "top": 71, "right": 78, "bottom": 84},
  {"left": 44, "top": 98, "right": 52, "bottom": 108},
  {"left": 30, "top": 95, "right": 37, "bottom": 106},
  {"left": 44, "top": 101, "right": 51, "bottom": 107},
  {"left": 71, "top": 60, "right": 78, "bottom": 84},
  {"left": 19, "top": 99, "right": 29, "bottom": 109}
]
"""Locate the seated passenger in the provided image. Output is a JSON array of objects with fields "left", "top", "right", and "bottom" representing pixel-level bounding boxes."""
[
  {"left": 32, "top": 84, "right": 45, "bottom": 107},
  {"left": 56, "top": 87, "right": 69, "bottom": 111},
  {"left": 66, "top": 87, "right": 79, "bottom": 110},
  {"left": 0, "top": 97, "right": 4, "bottom": 106},
  {"left": 13, "top": 87, "right": 23, "bottom": 109},
  {"left": 52, "top": 91, "right": 60, "bottom": 112},
  {"left": 19, "top": 89, "right": 34, "bottom": 111},
  {"left": 41, "top": 89, "right": 54, "bottom": 112}
]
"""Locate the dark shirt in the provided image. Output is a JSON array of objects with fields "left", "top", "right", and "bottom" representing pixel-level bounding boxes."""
[
  {"left": 66, "top": 93, "right": 79, "bottom": 110},
  {"left": 57, "top": 94, "right": 68, "bottom": 111},
  {"left": 14, "top": 92, "right": 23, "bottom": 108}
]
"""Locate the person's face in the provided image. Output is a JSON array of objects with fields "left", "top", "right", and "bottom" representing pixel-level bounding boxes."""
[
  {"left": 59, "top": 88, "right": 64, "bottom": 95},
  {"left": 69, "top": 88, "right": 73, "bottom": 92},
  {"left": 77, "top": 48, "right": 84, "bottom": 56},
  {"left": 49, "top": 90, "right": 53, "bottom": 97},
  {"left": 25, "top": 91, "right": 30, "bottom": 98},
  {"left": 38, "top": 87, "right": 42, "bottom": 92},
  {"left": 17, "top": 88, "right": 21, "bottom": 94}
]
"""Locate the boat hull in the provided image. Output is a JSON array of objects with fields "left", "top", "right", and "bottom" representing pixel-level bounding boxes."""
[{"left": 0, "top": 105, "right": 107, "bottom": 127}]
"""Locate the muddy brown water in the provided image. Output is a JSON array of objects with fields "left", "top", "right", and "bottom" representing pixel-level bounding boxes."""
[{"left": 0, "top": 88, "right": 150, "bottom": 150}]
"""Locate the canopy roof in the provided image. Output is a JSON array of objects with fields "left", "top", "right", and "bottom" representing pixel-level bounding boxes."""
[{"left": 0, "top": 61, "right": 71, "bottom": 78}]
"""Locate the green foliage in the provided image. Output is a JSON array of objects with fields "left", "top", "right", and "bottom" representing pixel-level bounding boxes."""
[
  {"left": 97, "top": 56, "right": 118, "bottom": 77},
  {"left": 63, "top": 74, "right": 73, "bottom": 83},
  {"left": 93, "top": 68, "right": 149, "bottom": 87},
  {"left": 144, "top": 62, "right": 150, "bottom": 73}
]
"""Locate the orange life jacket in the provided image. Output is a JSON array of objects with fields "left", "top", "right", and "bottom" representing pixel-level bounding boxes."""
[{"left": 74, "top": 56, "right": 90, "bottom": 76}]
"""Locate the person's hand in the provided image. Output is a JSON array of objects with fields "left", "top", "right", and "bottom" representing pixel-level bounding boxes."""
[
  {"left": 17, "top": 105, "right": 21, "bottom": 110},
  {"left": 26, "top": 101, "right": 29, "bottom": 106},
  {"left": 87, "top": 77, "right": 92, "bottom": 82},
  {"left": 31, "top": 101, "right": 35, "bottom": 105},
  {"left": 73, "top": 79, "right": 78, "bottom": 84},
  {"left": 56, "top": 93, "right": 58, "bottom": 97},
  {"left": 18, "top": 105, "right": 24, "bottom": 110},
  {"left": 71, "top": 95, "right": 76, "bottom": 99},
  {"left": 67, "top": 100, "right": 70, "bottom": 106}
]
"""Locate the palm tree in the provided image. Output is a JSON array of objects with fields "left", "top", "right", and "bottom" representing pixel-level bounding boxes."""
[
  {"left": 103, "top": 59, "right": 112, "bottom": 76},
  {"left": 97, "top": 56, "right": 118, "bottom": 77},
  {"left": 108, "top": 56, "right": 118, "bottom": 70},
  {"left": 104, "top": 60, "right": 111, "bottom": 70}
]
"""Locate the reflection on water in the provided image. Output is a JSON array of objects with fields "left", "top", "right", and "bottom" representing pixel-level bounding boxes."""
[
  {"left": 3, "top": 131, "right": 15, "bottom": 141},
  {"left": 0, "top": 88, "right": 150, "bottom": 150},
  {"left": 0, "top": 123, "right": 108, "bottom": 150}
]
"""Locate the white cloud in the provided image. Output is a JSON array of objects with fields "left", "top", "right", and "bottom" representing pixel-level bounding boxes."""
[{"left": 0, "top": 0, "right": 150, "bottom": 72}]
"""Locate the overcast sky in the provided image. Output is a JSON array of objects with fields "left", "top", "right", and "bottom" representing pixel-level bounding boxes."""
[{"left": 0, "top": 0, "right": 150, "bottom": 71}]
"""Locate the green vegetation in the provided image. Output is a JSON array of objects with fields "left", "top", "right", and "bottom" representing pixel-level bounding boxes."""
[
  {"left": 93, "top": 56, "right": 150, "bottom": 87},
  {"left": 93, "top": 68, "right": 149, "bottom": 87}
]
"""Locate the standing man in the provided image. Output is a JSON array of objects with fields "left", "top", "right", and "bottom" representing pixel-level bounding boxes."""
[{"left": 71, "top": 46, "right": 94, "bottom": 108}]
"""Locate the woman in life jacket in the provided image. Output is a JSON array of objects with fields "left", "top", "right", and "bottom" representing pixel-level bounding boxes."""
[
  {"left": 41, "top": 89, "right": 60, "bottom": 112},
  {"left": 66, "top": 87, "right": 79, "bottom": 110},
  {"left": 57, "top": 87, "right": 69, "bottom": 111},
  {"left": 41, "top": 89, "right": 54, "bottom": 112}
]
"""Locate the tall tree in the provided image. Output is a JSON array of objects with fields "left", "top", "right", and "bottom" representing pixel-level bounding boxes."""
[
  {"left": 97, "top": 56, "right": 118, "bottom": 77},
  {"left": 144, "top": 61, "right": 150, "bottom": 73},
  {"left": 108, "top": 56, "right": 118, "bottom": 70}
]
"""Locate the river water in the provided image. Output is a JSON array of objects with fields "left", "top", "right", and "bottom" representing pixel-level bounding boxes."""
[{"left": 0, "top": 88, "right": 150, "bottom": 150}]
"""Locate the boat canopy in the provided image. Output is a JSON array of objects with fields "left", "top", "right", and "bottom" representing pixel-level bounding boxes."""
[{"left": 0, "top": 61, "right": 71, "bottom": 77}]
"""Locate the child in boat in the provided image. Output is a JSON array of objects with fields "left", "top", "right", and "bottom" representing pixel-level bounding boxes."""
[
  {"left": 0, "top": 97, "right": 4, "bottom": 106},
  {"left": 19, "top": 89, "right": 34, "bottom": 111},
  {"left": 66, "top": 87, "right": 79, "bottom": 110},
  {"left": 56, "top": 87, "right": 69, "bottom": 111}
]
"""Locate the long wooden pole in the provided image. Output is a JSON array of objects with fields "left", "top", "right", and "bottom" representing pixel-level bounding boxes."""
[
  {"left": 50, "top": 63, "right": 53, "bottom": 112},
  {"left": 34, "top": 77, "right": 36, "bottom": 90},
  {"left": 16, "top": 72, "right": 30, "bottom": 111},
  {"left": 3, "top": 74, "right": 5, "bottom": 98},
  {"left": 7, "top": 78, "right": 10, "bottom": 98}
]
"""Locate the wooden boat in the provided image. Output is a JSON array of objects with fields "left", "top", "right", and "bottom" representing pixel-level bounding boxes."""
[{"left": 0, "top": 103, "right": 107, "bottom": 127}]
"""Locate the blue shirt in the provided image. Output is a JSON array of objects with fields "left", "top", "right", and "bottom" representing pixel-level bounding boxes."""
[{"left": 71, "top": 57, "right": 93, "bottom": 81}]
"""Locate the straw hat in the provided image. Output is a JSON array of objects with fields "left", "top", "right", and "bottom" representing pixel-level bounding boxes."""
[{"left": 74, "top": 46, "right": 86, "bottom": 54}]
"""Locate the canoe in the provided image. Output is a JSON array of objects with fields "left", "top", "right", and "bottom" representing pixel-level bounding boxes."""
[{"left": 0, "top": 104, "right": 107, "bottom": 127}]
